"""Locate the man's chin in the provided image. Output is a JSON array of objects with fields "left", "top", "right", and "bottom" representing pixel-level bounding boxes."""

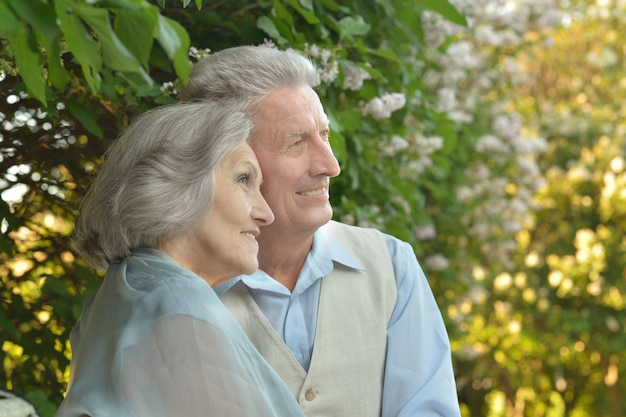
[{"left": 309, "top": 211, "right": 333, "bottom": 230}]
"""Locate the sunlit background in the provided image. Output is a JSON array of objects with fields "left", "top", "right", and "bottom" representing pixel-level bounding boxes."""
[{"left": 1, "top": 0, "right": 624, "bottom": 416}]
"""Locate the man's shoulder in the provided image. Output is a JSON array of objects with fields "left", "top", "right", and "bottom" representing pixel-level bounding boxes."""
[
  {"left": 323, "top": 220, "right": 397, "bottom": 255},
  {"left": 323, "top": 221, "right": 415, "bottom": 264},
  {"left": 324, "top": 220, "right": 406, "bottom": 245},
  {"left": 324, "top": 220, "right": 383, "bottom": 236}
]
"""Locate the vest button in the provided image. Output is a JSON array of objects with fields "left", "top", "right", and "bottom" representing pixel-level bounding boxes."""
[{"left": 304, "top": 389, "right": 316, "bottom": 401}]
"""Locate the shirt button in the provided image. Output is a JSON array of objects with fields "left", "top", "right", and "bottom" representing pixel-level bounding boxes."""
[{"left": 304, "top": 389, "right": 316, "bottom": 401}]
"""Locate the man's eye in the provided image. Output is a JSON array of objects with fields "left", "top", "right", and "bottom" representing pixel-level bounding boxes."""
[
  {"left": 320, "top": 130, "right": 330, "bottom": 140},
  {"left": 237, "top": 174, "right": 250, "bottom": 184}
]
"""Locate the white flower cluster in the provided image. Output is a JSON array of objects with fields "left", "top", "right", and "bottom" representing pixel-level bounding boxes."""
[
  {"left": 475, "top": 134, "right": 510, "bottom": 154},
  {"left": 421, "top": 10, "right": 465, "bottom": 50},
  {"left": 188, "top": 46, "right": 211, "bottom": 60},
  {"left": 475, "top": 25, "right": 522, "bottom": 46},
  {"left": 414, "top": 224, "right": 437, "bottom": 241},
  {"left": 160, "top": 81, "right": 176, "bottom": 95},
  {"left": 261, "top": 39, "right": 277, "bottom": 48},
  {"left": 424, "top": 254, "right": 451, "bottom": 271},
  {"left": 381, "top": 135, "right": 409, "bottom": 156},
  {"left": 414, "top": 0, "right": 567, "bottom": 271},
  {"left": 585, "top": 48, "right": 619, "bottom": 68},
  {"left": 405, "top": 157, "right": 433, "bottom": 176},
  {"left": 415, "top": 133, "right": 444, "bottom": 155},
  {"left": 304, "top": 44, "right": 339, "bottom": 84},
  {"left": 378, "top": 131, "right": 444, "bottom": 180},
  {"left": 437, "top": 41, "right": 483, "bottom": 71},
  {"left": 510, "top": 136, "right": 548, "bottom": 156},
  {"left": 362, "top": 93, "right": 406, "bottom": 119},
  {"left": 492, "top": 112, "right": 522, "bottom": 140},
  {"left": 342, "top": 65, "right": 372, "bottom": 91}
]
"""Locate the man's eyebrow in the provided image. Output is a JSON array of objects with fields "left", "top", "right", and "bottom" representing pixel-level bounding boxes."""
[
  {"left": 285, "top": 123, "right": 330, "bottom": 138},
  {"left": 286, "top": 129, "right": 310, "bottom": 138}
]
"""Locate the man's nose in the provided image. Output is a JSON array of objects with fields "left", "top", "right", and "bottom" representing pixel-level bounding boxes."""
[{"left": 311, "top": 139, "right": 341, "bottom": 178}]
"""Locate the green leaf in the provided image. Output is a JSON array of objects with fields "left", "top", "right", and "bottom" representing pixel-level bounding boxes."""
[
  {"left": 369, "top": 47, "right": 399, "bottom": 62},
  {"left": 273, "top": 1, "right": 294, "bottom": 28},
  {"left": 0, "top": 233, "right": 13, "bottom": 257},
  {"left": 298, "top": 0, "right": 313, "bottom": 9},
  {"left": 0, "top": 306, "right": 18, "bottom": 339},
  {"left": 418, "top": 0, "right": 467, "bottom": 26},
  {"left": 94, "top": 0, "right": 144, "bottom": 10},
  {"left": 54, "top": 0, "right": 102, "bottom": 92},
  {"left": 65, "top": 100, "right": 104, "bottom": 138},
  {"left": 331, "top": 131, "right": 347, "bottom": 165},
  {"left": 283, "top": 0, "right": 319, "bottom": 24},
  {"left": 25, "top": 389, "right": 58, "bottom": 417},
  {"left": 338, "top": 16, "right": 371, "bottom": 39},
  {"left": 156, "top": 14, "right": 191, "bottom": 83},
  {"left": 257, "top": 16, "right": 283, "bottom": 40},
  {"left": 7, "top": 0, "right": 70, "bottom": 89},
  {"left": 0, "top": 2, "right": 21, "bottom": 34},
  {"left": 114, "top": 8, "right": 157, "bottom": 67},
  {"left": 71, "top": 3, "right": 143, "bottom": 73},
  {"left": 43, "top": 39, "right": 71, "bottom": 90},
  {"left": 42, "top": 275, "right": 70, "bottom": 297},
  {"left": 433, "top": 111, "right": 458, "bottom": 154},
  {"left": 136, "top": 82, "right": 164, "bottom": 97},
  {"left": 6, "top": 0, "right": 57, "bottom": 41},
  {"left": 13, "top": 29, "right": 47, "bottom": 105},
  {"left": 374, "top": 0, "right": 395, "bottom": 16},
  {"left": 0, "top": 198, "right": 18, "bottom": 229}
]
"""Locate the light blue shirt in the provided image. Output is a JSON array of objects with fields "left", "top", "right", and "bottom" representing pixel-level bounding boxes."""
[{"left": 216, "top": 224, "right": 462, "bottom": 417}]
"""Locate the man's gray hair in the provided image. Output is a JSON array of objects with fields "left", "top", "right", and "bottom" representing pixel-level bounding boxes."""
[
  {"left": 179, "top": 45, "right": 319, "bottom": 111},
  {"left": 72, "top": 101, "right": 252, "bottom": 270}
]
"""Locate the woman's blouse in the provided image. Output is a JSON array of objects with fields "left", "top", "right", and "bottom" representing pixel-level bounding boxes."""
[{"left": 55, "top": 248, "right": 304, "bottom": 417}]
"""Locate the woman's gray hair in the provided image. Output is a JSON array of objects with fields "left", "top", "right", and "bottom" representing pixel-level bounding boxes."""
[
  {"left": 72, "top": 101, "right": 252, "bottom": 270},
  {"left": 179, "top": 45, "right": 319, "bottom": 111}
]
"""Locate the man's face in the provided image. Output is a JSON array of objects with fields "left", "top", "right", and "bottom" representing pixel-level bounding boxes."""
[{"left": 250, "top": 85, "right": 341, "bottom": 236}]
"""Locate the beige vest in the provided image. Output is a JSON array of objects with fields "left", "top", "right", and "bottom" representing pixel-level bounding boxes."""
[{"left": 220, "top": 221, "right": 397, "bottom": 417}]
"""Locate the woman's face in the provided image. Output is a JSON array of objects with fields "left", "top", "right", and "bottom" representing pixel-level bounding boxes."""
[{"left": 170, "top": 143, "right": 274, "bottom": 286}]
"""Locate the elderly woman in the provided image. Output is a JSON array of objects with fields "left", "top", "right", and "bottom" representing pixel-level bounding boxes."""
[{"left": 55, "top": 101, "right": 304, "bottom": 417}]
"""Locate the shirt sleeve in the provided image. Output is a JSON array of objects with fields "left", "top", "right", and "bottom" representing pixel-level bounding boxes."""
[
  {"left": 120, "top": 314, "right": 301, "bottom": 417},
  {"left": 382, "top": 236, "right": 462, "bottom": 417}
]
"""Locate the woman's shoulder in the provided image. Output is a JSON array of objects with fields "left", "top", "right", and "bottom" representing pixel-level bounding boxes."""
[
  {"left": 100, "top": 248, "right": 219, "bottom": 320},
  {"left": 122, "top": 248, "right": 208, "bottom": 292}
]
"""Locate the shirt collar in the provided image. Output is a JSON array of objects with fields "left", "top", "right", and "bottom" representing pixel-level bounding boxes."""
[
  {"left": 214, "top": 222, "right": 366, "bottom": 296},
  {"left": 316, "top": 221, "right": 365, "bottom": 271}
]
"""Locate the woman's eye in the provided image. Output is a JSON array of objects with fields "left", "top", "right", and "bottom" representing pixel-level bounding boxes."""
[{"left": 237, "top": 174, "right": 250, "bottom": 185}]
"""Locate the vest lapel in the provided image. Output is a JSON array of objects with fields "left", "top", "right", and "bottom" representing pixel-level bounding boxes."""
[{"left": 220, "top": 281, "right": 307, "bottom": 396}]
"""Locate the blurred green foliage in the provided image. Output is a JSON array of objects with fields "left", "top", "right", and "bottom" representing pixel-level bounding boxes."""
[{"left": 0, "top": 0, "right": 623, "bottom": 416}]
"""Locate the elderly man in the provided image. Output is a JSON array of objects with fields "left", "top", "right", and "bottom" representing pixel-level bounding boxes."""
[{"left": 180, "top": 45, "right": 461, "bottom": 417}]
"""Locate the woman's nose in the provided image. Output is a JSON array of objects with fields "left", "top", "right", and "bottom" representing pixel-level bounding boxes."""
[{"left": 253, "top": 193, "right": 274, "bottom": 225}]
